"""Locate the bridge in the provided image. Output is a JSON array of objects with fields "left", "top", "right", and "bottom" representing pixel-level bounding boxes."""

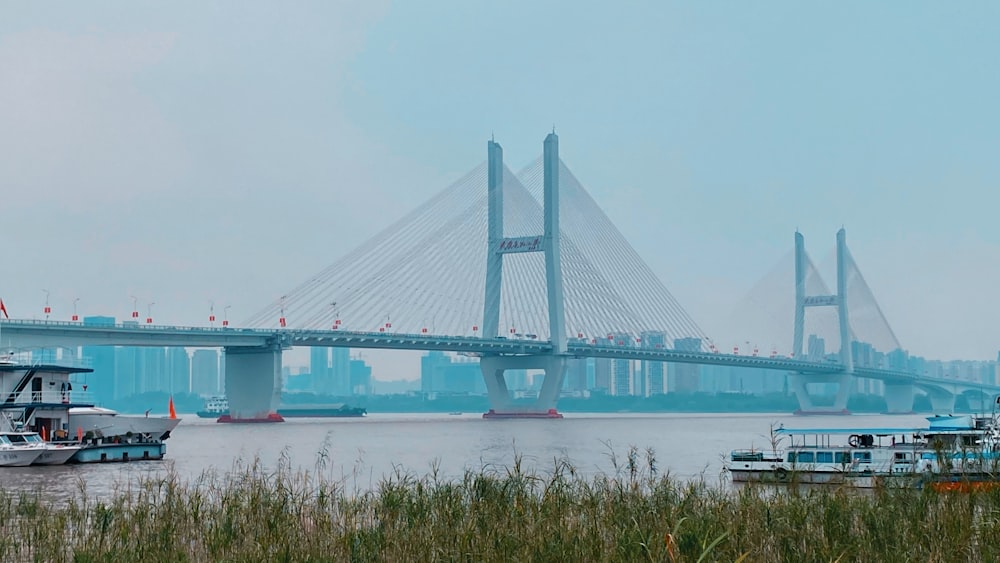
[{"left": 0, "top": 132, "right": 994, "bottom": 418}]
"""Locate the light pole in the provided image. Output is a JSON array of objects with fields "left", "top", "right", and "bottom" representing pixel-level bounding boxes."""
[
  {"left": 72, "top": 298, "right": 80, "bottom": 322},
  {"left": 131, "top": 295, "right": 139, "bottom": 320},
  {"left": 223, "top": 305, "right": 231, "bottom": 328},
  {"left": 146, "top": 302, "right": 155, "bottom": 324},
  {"left": 209, "top": 301, "right": 216, "bottom": 327},
  {"left": 42, "top": 289, "right": 50, "bottom": 320}
]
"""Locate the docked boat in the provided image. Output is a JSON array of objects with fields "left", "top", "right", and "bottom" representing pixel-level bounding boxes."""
[
  {"left": 727, "top": 414, "right": 1000, "bottom": 488},
  {"left": 0, "top": 434, "right": 43, "bottom": 466},
  {"left": 71, "top": 433, "right": 166, "bottom": 463},
  {"left": 0, "top": 430, "right": 81, "bottom": 465},
  {"left": 68, "top": 406, "right": 180, "bottom": 441},
  {"left": 0, "top": 354, "right": 171, "bottom": 465}
]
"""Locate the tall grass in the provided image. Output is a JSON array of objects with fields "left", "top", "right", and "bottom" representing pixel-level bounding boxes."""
[{"left": 3, "top": 447, "right": 1000, "bottom": 561}]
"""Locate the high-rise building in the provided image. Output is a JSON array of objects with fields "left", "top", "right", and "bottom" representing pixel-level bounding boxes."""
[
  {"left": 669, "top": 337, "right": 702, "bottom": 393},
  {"left": 310, "top": 347, "right": 330, "bottom": 394},
  {"left": 139, "top": 347, "right": 167, "bottom": 393},
  {"left": 419, "top": 352, "right": 485, "bottom": 394},
  {"left": 593, "top": 358, "right": 611, "bottom": 393},
  {"left": 165, "top": 347, "right": 190, "bottom": 394},
  {"left": 641, "top": 331, "right": 667, "bottom": 396},
  {"left": 350, "top": 358, "right": 372, "bottom": 395},
  {"left": 81, "top": 316, "right": 117, "bottom": 403},
  {"left": 564, "top": 357, "right": 588, "bottom": 393},
  {"left": 191, "top": 349, "right": 220, "bottom": 396},
  {"left": 609, "top": 332, "right": 634, "bottom": 396},
  {"left": 114, "top": 346, "right": 139, "bottom": 399},
  {"left": 331, "top": 348, "right": 351, "bottom": 396}
]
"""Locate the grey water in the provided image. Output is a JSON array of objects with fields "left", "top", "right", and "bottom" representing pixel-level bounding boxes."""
[{"left": 1, "top": 412, "right": 935, "bottom": 501}]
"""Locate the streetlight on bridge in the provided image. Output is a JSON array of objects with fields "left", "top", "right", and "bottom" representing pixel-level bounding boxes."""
[
  {"left": 72, "top": 298, "right": 80, "bottom": 322},
  {"left": 42, "top": 289, "right": 51, "bottom": 320},
  {"left": 146, "top": 302, "right": 155, "bottom": 324},
  {"left": 209, "top": 301, "right": 216, "bottom": 327},
  {"left": 130, "top": 296, "right": 139, "bottom": 319},
  {"left": 223, "top": 305, "right": 231, "bottom": 328}
]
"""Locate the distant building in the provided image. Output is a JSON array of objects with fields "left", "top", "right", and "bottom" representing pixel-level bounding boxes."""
[
  {"left": 350, "top": 358, "right": 372, "bottom": 395},
  {"left": 332, "top": 348, "right": 351, "bottom": 396},
  {"left": 166, "top": 348, "right": 190, "bottom": 395},
  {"left": 310, "top": 347, "right": 330, "bottom": 394},
  {"left": 191, "top": 349, "right": 220, "bottom": 396},
  {"left": 641, "top": 331, "right": 667, "bottom": 396},
  {"left": 420, "top": 351, "right": 486, "bottom": 394},
  {"left": 81, "top": 316, "right": 117, "bottom": 403},
  {"left": 669, "top": 337, "right": 702, "bottom": 393}
]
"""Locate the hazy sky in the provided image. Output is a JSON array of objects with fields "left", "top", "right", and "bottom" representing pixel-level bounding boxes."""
[{"left": 3, "top": 2, "right": 1000, "bottom": 380}]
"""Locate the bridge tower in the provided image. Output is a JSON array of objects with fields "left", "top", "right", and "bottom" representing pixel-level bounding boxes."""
[
  {"left": 790, "top": 228, "right": 854, "bottom": 414},
  {"left": 481, "top": 132, "right": 568, "bottom": 418}
]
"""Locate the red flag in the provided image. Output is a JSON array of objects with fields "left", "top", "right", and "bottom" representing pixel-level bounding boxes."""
[{"left": 0, "top": 299, "right": 7, "bottom": 319}]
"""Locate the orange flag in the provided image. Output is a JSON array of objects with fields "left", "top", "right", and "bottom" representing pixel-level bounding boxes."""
[
  {"left": 40, "top": 426, "right": 47, "bottom": 441},
  {"left": 168, "top": 396, "right": 177, "bottom": 419}
]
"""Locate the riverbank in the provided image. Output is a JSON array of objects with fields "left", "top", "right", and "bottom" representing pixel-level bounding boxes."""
[{"left": 5, "top": 451, "right": 1000, "bottom": 561}]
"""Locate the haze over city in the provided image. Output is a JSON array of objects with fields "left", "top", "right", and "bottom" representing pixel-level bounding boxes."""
[{"left": 3, "top": 2, "right": 1000, "bottom": 381}]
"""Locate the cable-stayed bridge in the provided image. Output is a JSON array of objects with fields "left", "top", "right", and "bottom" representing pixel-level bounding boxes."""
[{"left": 0, "top": 133, "right": 993, "bottom": 419}]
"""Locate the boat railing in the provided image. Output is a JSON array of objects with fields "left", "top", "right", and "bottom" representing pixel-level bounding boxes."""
[{"left": 17, "top": 389, "right": 95, "bottom": 406}]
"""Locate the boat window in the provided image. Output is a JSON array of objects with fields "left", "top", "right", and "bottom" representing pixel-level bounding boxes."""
[
  {"left": 835, "top": 452, "right": 851, "bottom": 464},
  {"left": 796, "top": 452, "right": 814, "bottom": 463},
  {"left": 894, "top": 452, "right": 910, "bottom": 461},
  {"left": 853, "top": 452, "right": 872, "bottom": 462},
  {"left": 816, "top": 451, "right": 833, "bottom": 463},
  {"left": 786, "top": 452, "right": 796, "bottom": 462}
]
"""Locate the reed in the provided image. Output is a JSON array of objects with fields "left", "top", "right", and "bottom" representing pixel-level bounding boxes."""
[{"left": 3, "top": 448, "right": 1000, "bottom": 562}]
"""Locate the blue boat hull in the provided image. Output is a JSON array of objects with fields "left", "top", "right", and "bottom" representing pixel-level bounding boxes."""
[{"left": 70, "top": 442, "right": 166, "bottom": 463}]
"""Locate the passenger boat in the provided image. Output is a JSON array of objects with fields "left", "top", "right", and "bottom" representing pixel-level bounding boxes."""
[
  {"left": 0, "top": 353, "right": 171, "bottom": 464},
  {"left": 727, "top": 414, "right": 1000, "bottom": 489}
]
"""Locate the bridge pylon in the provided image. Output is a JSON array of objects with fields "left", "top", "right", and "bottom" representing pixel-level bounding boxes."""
[
  {"left": 481, "top": 132, "right": 567, "bottom": 418},
  {"left": 790, "top": 228, "right": 853, "bottom": 414}
]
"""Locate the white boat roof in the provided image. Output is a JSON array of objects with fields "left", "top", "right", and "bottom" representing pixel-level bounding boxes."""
[
  {"left": 68, "top": 406, "right": 118, "bottom": 415},
  {"left": 775, "top": 427, "right": 918, "bottom": 435}
]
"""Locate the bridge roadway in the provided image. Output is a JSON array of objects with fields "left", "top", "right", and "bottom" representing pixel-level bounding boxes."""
[{"left": 0, "top": 319, "right": 996, "bottom": 393}]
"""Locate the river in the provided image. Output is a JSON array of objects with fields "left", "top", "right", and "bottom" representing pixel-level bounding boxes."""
[{"left": 1, "top": 411, "right": 936, "bottom": 500}]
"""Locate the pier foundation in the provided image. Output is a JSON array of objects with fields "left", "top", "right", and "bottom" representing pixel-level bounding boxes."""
[
  {"left": 481, "top": 355, "right": 566, "bottom": 418},
  {"left": 222, "top": 345, "right": 284, "bottom": 422},
  {"left": 790, "top": 372, "right": 852, "bottom": 415}
]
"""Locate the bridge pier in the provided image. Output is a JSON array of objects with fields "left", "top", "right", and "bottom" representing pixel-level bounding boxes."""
[
  {"left": 481, "top": 355, "right": 566, "bottom": 418},
  {"left": 963, "top": 391, "right": 993, "bottom": 414},
  {"left": 222, "top": 345, "right": 284, "bottom": 422},
  {"left": 925, "top": 388, "right": 956, "bottom": 415},
  {"left": 883, "top": 382, "right": 915, "bottom": 414},
  {"left": 790, "top": 372, "right": 851, "bottom": 415}
]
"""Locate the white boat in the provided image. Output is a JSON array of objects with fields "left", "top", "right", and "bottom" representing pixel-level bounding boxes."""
[
  {"left": 0, "top": 354, "right": 173, "bottom": 465},
  {"left": 69, "top": 406, "right": 180, "bottom": 441},
  {"left": 0, "top": 434, "right": 42, "bottom": 466},
  {"left": 727, "top": 414, "right": 1000, "bottom": 488},
  {"left": 0, "top": 431, "right": 81, "bottom": 465}
]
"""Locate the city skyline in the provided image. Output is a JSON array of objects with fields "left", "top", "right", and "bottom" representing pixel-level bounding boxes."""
[{"left": 3, "top": 3, "right": 1000, "bottom": 382}]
